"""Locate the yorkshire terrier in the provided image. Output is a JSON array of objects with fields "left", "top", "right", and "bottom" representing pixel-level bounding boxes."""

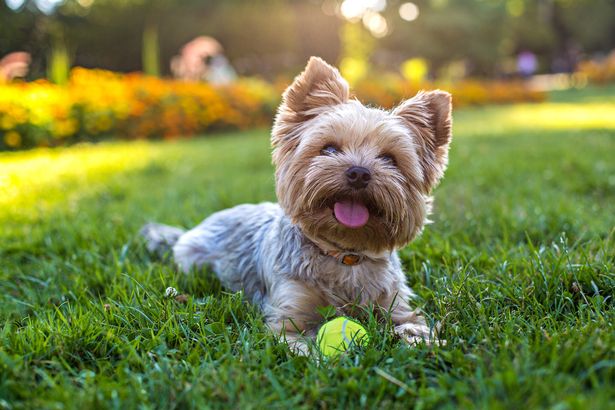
[{"left": 141, "top": 57, "right": 452, "bottom": 354}]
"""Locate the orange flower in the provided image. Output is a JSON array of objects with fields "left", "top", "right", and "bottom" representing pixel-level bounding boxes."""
[{"left": 0, "top": 67, "right": 545, "bottom": 150}]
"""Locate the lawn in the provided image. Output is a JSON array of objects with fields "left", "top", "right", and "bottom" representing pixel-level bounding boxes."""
[{"left": 1, "top": 87, "right": 614, "bottom": 409}]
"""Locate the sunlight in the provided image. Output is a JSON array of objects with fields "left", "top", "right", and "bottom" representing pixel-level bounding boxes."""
[
  {"left": 453, "top": 101, "right": 615, "bottom": 137},
  {"left": 0, "top": 142, "right": 159, "bottom": 221},
  {"left": 399, "top": 2, "right": 419, "bottom": 22}
]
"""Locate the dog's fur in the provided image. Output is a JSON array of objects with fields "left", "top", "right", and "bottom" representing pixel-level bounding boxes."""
[{"left": 141, "top": 57, "right": 452, "bottom": 354}]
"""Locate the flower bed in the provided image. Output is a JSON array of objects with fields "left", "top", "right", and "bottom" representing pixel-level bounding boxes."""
[
  {"left": 576, "top": 50, "right": 615, "bottom": 84},
  {"left": 1, "top": 68, "right": 545, "bottom": 150},
  {"left": 0, "top": 68, "right": 278, "bottom": 149},
  {"left": 352, "top": 76, "right": 545, "bottom": 109}
]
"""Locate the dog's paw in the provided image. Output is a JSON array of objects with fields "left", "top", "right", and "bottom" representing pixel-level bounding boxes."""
[
  {"left": 281, "top": 335, "right": 311, "bottom": 356},
  {"left": 394, "top": 323, "right": 445, "bottom": 346}
]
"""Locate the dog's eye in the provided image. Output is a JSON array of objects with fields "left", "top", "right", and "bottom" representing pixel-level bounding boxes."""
[
  {"left": 379, "top": 154, "right": 397, "bottom": 166},
  {"left": 321, "top": 145, "right": 339, "bottom": 156}
]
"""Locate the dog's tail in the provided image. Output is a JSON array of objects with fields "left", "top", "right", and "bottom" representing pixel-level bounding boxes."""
[{"left": 140, "top": 223, "right": 185, "bottom": 257}]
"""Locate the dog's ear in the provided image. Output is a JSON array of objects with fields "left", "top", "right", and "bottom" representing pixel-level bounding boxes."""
[
  {"left": 272, "top": 57, "right": 349, "bottom": 159},
  {"left": 280, "top": 56, "right": 349, "bottom": 120},
  {"left": 392, "top": 90, "right": 452, "bottom": 191}
]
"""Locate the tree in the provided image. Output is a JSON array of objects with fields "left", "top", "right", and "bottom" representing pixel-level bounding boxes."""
[{"left": 3, "top": 0, "right": 615, "bottom": 80}]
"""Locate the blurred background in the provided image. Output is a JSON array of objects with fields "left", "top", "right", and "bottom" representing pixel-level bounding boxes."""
[{"left": 1, "top": 0, "right": 615, "bottom": 149}]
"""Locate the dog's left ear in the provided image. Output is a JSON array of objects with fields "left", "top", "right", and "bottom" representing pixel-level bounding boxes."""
[{"left": 392, "top": 90, "right": 452, "bottom": 191}]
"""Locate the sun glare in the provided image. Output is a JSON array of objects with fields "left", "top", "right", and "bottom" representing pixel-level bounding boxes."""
[
  {"left": 340, "top": 0, "right": 391, "bottom": 37},
  {"left": 362, "top": 11, "right": 389, "bottom": 38},
  {"left": 0, "top": 143, "right": 158, "bottom": 221},
  {"left": 399, "top": 2, "right": 419, "bottom": 22}
]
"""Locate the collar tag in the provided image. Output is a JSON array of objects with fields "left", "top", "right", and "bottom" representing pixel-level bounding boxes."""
[
  {"left": 339, "top": 253, "right": 363, "bottom": 266},
  {"left": 316, "top": 241, "right": 365, "bottom": 266}
]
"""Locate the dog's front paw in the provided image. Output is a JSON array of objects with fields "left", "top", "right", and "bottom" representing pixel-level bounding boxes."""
[
  {"left": 394, "top": 323, "right": 444, "bottom": 346},
  {"left": 281, "top": 335, "right": 311, "bottom": 356}
]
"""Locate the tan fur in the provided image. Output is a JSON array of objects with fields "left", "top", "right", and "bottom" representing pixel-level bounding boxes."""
[
  {"left": 273, "top": 57, "right": 452, "bottom": 254},
  {"left": 272, "top": 57, "right": 350, "bottom": 166},
  {"left": 392, "top": 90, "right": 453, "bottom": 190},
  {"left": 266, "top": 57, "right": 452, "bottom": 351}
]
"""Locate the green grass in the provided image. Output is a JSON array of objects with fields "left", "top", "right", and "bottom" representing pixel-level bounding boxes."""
[{"left": 1, "top": 87, "right": 614, "bottom": 409}]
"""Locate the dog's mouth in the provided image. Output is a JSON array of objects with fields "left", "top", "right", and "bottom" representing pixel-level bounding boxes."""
[
  {"left": 325, "top": 195, "right": 384, "bottom": 229},
  {"left": 333, "top": 199, "right": 369, "bottom": 229}
]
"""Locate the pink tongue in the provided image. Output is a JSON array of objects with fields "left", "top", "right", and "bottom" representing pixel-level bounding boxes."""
[{"left": 333, "top": 200, "right": 369, "bottom": 229}]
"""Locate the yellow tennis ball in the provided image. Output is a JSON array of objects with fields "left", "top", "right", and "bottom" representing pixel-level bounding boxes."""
[{"left": 317, "top": 317, "right": 369, "bottom": 357}]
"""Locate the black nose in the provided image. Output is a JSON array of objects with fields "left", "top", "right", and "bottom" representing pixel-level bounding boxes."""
[{"left": 345, "top": 166, "right": 371, "bottom": 189}]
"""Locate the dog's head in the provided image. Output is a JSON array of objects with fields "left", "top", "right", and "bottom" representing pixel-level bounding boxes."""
[{"left": 272, "top": 57, "right": 452, "bottom": 253}]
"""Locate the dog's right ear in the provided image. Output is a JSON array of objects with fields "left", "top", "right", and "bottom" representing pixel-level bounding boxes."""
[
  {"left": 393, "top": 90, "right": 452, "bottom": 192},
  {"left": 280, "top": 56, "right": 349, "bottom": 119},
  {"left": 272, "top": 57, "right": 349, "bottom": 161}
]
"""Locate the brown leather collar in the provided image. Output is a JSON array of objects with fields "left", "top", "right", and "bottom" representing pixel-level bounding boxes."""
[{"left": 305, "top": 236, "right": 366, "bottom": 266}]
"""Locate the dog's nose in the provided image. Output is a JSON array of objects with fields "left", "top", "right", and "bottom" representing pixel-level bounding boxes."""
[{"left": 345, "top": 166, "right": 371, "bottom": 189}]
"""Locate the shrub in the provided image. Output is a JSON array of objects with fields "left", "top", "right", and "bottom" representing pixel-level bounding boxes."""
[
  {"left": 0, "top": 68, "right": 278, "bottom": 149},
  {"left": 353, "top": 76, "right": 545, "bottom": 109},
  {"left": 0, "top": 68, "right": 545, "bottom": 150},
  {"left": 577, "top": 50, "right": 615, "bottom": 84}
]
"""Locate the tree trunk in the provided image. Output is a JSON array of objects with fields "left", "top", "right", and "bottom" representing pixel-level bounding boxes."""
[
  {"left": 48, "top": 31, "right": 70, "bottom": 85},
  {"left": 142, "top": 18, "right": 160, "bottom": 77}
]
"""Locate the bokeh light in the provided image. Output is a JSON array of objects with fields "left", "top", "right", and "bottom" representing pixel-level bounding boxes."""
[
  {"left": 34, "top": 0, "right": 63, "bottom": 15},
  {"left": 340, "top": 0, "right": 386, "bottom": 21},
  {"left": 399, "top": 2, "right": 419, "bottom": 22},
  {"left": 77, "top": 0, "right": 94, "bottom": 8},
  {"left": 362, "top": 11, "right": 388, "bottom": 38},
  {"left": 340, "top": 0, "right": 366, "bottom": 21},
  {"left": 5, "top": 0, "right": 25, "bottom": 10}
]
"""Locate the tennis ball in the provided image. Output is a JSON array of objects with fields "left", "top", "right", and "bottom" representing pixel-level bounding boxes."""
[{"left": 317, "top": 317, "right": 369, "bottom": 357}]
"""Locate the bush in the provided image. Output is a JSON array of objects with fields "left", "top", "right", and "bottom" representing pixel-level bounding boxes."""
[
  {"left": 0, "top": 68, "right": 278, "bottom": 149},
  {"left": 353, "top": 76, "right": 545, "bottom": 109},
  {"left": 577, "top": 50, "right": 615, "bottom": 84},
  {"left": 0, "top": 68, "right": 546, "bottom": 150}
]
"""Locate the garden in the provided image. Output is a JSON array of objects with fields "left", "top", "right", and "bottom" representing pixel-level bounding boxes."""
[
  {"left": 2, "top": 84, "right": 614, "bottom": 408},
  {"left": 1, "top": 0, "right": 615, "bottom": 409},
  {"left": 1, "top": 67, "right": 548, "bottom": 149}
]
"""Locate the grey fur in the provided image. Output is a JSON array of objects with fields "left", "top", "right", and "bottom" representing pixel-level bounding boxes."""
[
  {"left": 140, "top": 57, "right": 450, "bottom": 354},
  {"left": 143, "top": 203, "right": 435, "bottom": 353},
  {"left": 140, "top": 223, "right": 185, "bottom": 257}
]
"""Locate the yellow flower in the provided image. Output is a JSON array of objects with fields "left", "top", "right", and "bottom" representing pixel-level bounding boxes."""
[{"left": 4, "top": 131, "right": 21, "bottom": 147}]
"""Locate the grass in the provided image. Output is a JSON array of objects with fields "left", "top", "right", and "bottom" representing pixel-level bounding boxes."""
[{"left": 1, "top": 86, "right": 614, "bottom": 409}]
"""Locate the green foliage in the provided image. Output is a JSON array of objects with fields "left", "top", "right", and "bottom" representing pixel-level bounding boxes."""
[
  {"left": 47, "top": 35, "right": 70, "bottom": 85},
  {"left": 3, "top": 0, "right": 615, "bottom": 79},
  {"left": 1, "top": 88, "right": 614, "bottom": 408},
  {"left": 142, "top": 20, "right": 160, "bottom": 77},
  {"left": 339, "top": 22, "right": 374, "bottom": 84}
]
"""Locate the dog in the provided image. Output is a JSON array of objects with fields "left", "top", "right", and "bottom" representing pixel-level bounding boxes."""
[{"left": 141, "top": 57, "right": 452, "bottom": 354}]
